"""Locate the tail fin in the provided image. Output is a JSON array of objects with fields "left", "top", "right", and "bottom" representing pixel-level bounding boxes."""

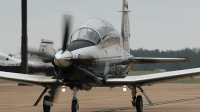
[
  {"left": 38, "top": 39, "right": 55, "bottom": 56},
  {"left": 120, "top": 0, "right": 131, "bottom": 53}
]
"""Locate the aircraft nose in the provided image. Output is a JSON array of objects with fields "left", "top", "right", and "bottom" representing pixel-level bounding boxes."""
[{"left": 54, "top": 50, "right": 73, "bottom": 67}]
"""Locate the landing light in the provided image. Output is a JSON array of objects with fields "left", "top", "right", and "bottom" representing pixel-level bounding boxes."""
[
  {"left": 122, "top": 87, "right": 127, "bottom": 92},
  {"left": 62, "top": 86, "right": 66, "bottom": 92}
]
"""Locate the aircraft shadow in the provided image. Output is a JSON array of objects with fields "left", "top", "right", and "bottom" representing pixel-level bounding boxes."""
[{"left": 92, "top": 96, "right": 200, "bottom": 112}]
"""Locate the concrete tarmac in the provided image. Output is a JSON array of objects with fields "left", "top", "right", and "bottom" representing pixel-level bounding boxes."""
[{"left": 0, "top": 84, "right": 200, "bottom": 112}]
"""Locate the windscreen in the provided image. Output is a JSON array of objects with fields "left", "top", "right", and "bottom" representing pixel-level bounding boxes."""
[{"left": 71, "top": 28, "right": 100, "bottom": 44}]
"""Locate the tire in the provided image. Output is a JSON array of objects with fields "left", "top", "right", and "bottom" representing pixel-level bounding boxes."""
[
  {"left": 71, "top": 100, "right": 79, "bottom": 112},
  {"left": 43, "top": 95, "right": 51, "bottom": 112},
  {"left": 136, "top": 95, "right": 143, "bottom": 112}
]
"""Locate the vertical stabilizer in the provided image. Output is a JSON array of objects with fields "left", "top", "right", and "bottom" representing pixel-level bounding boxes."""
[
  {"left": 38, "top": 39, "right": 55, "bottom": 56},
  {"left": 121, "top": 0, "right": 131, "bottom": 53}
]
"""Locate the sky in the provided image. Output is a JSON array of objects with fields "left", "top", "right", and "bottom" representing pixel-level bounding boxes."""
[{"left": 0, "top": 0, "right": 200, "bottom": 54}]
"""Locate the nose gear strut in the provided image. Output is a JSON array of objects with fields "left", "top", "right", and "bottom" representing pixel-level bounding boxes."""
[{"left": 71, "top": 87, "right": 79, "bottom": 112}]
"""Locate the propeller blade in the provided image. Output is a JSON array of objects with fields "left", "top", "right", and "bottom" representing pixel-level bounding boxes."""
[
  {"left": 50, "top": 68, "right": 62, "bottom": 102},
  {"left": 28, "top": 49, "right": 54, "bottom": 63},
  {"left": 28, "top": 49, "right": 54, "bottom": 59},
  {"left": 62, "top": 15, "right": 72, "bottom": 52}
]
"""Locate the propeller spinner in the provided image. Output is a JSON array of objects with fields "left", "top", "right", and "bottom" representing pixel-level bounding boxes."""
[{"left": 54, "top": 50, "right": 72, "bottom": 67}]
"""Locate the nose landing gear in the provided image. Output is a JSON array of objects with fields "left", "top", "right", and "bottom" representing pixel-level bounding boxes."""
[{"left": 71, "top": 87, "right": 79, "bottom": 112}]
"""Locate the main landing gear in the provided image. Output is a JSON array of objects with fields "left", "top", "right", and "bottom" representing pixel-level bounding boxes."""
[
  {"left": 33, "top": 87, "right": 53, "bottom": 112},
  {"left": 33, "top": 86, "right": 80, "bottom": 112},
  {"left": 131, "top": 86, "right": 153, "bottom": 112},
  {"left": 43, "top": 88, "right": 54, "bottom": 112},
  {"left": 43, "top": 95, "right": 52, "bottom": 112}
]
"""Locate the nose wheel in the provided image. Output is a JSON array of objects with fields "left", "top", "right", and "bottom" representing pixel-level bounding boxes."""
[
  {"left": 71, "top": 87, "right": 79, "bottom": 112},
  {"left": 72, "top": 99, "right": 79, "bottom": 112}
]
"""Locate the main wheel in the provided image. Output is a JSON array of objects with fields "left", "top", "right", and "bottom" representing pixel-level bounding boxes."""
[
  {"left": 136, "top": 95, "right": 143, "bottom": 112},
  {"left": 71, "top": 100, "right": 79, "bottom": 112},
  {"left": 43, "top": 95, "right": 51, "bottom": 112}
]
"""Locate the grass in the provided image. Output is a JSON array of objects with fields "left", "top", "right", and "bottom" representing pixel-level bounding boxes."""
[{"left": 167, "top": 78, "right": 200, "bottom": 84}]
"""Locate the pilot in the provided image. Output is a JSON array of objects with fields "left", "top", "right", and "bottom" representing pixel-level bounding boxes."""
[{"left": 86, "top": 30, "right": 96, "bottom": 43}]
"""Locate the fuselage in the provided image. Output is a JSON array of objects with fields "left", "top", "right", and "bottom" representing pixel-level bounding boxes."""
[
  {"left": 70, "top": 38, "right": 132, "bottom": 76},
  {"left": 53, "top": 18, "right": 133, "bottom": 85}
]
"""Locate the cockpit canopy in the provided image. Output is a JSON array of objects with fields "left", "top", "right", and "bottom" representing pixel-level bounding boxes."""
[{"left": 71, "top": 18, "right": 120, "bottom": 44}]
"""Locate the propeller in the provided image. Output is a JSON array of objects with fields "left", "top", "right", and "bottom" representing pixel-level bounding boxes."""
[
  {"left": 62, "top": 15, "right": 71, "bottom": 52},
  {"left": 50, "top": 14, "right": 72, "bottom": 102},
  {"left": 28, "top": 15, "right": 72, "bottom": 102},
  {"left": 28, "top": 15, "right": 94, "bottom": 65},
  {"left": 28, "top": 14, "right": 95, "bottom": 102}
]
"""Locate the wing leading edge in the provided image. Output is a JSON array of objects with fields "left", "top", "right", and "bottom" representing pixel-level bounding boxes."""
[
  {"left": 1, "top": 67, "right": 200, "bottom": 88},
  {"left": 105, "top": 68, "right": 200, "bottom": 86},
  {"left": 0, "top": 71, "right": 61, "bottom": 85}
]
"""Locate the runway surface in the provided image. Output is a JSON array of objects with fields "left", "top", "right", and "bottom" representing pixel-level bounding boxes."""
[{"left": 0, "top": 84, "right": 200, "bottom": 112}]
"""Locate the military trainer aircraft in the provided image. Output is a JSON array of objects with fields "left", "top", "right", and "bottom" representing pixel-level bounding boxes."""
[
  {"left": 1, "top": 0, "right": 200, "bottom": 112},
  {"left": 0, "top": 39, "right": 55, "bottom": 76}
]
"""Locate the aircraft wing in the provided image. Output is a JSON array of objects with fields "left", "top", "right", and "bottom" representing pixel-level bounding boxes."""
[
  {"left": 118, "top": 57, "right": 189, "bottom": 65},
  {"left": 1, "top": 67, "right": 200, "bottom": 88},
  {"left": 105, "top": 68, "right": 200, "bottom": 87},
  {"left": 0, "top": 71, "right": 61, "bottom": 86}
]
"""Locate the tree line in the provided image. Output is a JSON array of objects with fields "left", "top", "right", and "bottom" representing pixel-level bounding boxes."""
[{"left": 130, "top": 48, "right": 200, "bottom": 71}]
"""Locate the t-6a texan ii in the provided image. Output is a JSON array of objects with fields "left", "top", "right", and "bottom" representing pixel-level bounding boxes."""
[
  {"left": 0, "top": 39, "right": 55, "bottom": 76},
  {"left": 0, "top": 0, "right": 200, "bottom": 112}
]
